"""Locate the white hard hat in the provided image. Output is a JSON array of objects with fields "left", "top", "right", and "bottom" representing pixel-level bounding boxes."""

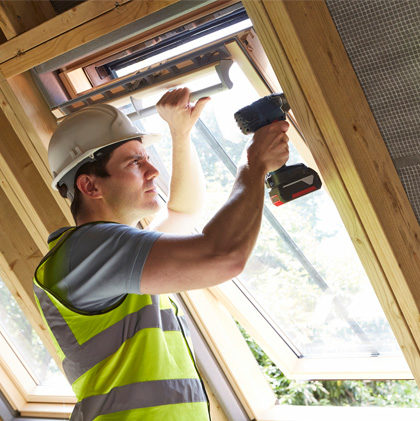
[{"left": 48, "top": 103, "right": 161, "bottom": 200}]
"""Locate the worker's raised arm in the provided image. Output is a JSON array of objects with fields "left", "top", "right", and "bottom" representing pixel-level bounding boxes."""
[
  {"left": 148, "top": 88, "right": 209, "bottom": 234},
  {"left": 141, "top": 120, "right": 289, "bottom": 294}
]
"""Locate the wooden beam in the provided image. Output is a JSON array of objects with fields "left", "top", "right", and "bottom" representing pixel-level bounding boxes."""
[
  {"left": 0, "top": 151, "right": 48, "bottom": 253},
  {"left": 0, "top": 0, "right": 55, "bottom": 40},
  {"left": 0, "top": 28, "right": 6, "bottom": 44},
  {"left": 243, "top": 0, "right": 420, "bottom": 384},
  {"left": 0, "top": 188, "right": 44, "bottom": 295},
  {"left": 7, "top": 72, "right": 58, "bottom": 150},
  {"left": 0, "top": 0, "right": 130, "bottom": 63},
  {"left": 0, "top": 102, "right": 69, "bottom": 242},
  {"left": 0, "top": 78, "right": 73, "bottom": 226},
  {"left": 0, "top": 0, "right": 182, "bottom": 79}
]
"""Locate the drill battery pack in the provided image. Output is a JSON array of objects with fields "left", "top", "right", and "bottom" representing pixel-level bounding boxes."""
[{"left": 265, "top": 163, "right": 322, "bottom": 206}]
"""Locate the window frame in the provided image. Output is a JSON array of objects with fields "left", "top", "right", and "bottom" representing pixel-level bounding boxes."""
[
  {"left": 241, "top": 0, "right": 420, "bottom": 386},
  {"left": 0, "top": 326, "right": 74, "bottom": 418},
  {"left": 122, "top": 37, "right": 412, "bottom": 380}
]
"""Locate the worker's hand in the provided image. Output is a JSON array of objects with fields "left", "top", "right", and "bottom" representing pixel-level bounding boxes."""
[
  {"left": 247, "top": 120, "right": 290, "bottom": 174},
  {"left": 156, "top": 87, "right": 211, "bottom": 138}
]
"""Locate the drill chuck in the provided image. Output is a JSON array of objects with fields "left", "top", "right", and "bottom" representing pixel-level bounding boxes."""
[{"left": 234, "top": 94, "right": 290, "bottom": 134}]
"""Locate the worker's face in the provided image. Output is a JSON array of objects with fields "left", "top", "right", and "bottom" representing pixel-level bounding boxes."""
[{"left": 100, "top": 140, "right": 160, "bottom": 224}]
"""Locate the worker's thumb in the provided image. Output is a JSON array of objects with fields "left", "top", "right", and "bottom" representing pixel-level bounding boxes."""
[{"left": 191, "top": 96, "right": 211, "bottom": 118}]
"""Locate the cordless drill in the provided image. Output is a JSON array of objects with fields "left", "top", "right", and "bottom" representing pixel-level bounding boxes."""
[{"left": 234, "top": 93, "right": 322, "bottom": 206}]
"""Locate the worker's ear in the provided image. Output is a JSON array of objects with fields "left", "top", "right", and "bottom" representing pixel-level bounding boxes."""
[{"left": 76, "top": 174, "right": 103, "bottom": 199}]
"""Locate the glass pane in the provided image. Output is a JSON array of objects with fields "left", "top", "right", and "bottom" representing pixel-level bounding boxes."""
[
  {"left": 133, "top": 61, "right": 402, "bottom": 359},
  {"left": 240, "top": 323, "right": 420, "bottom": 407},
  {"left": 0, "top": 277, "right": 72, "bottom": 391}
]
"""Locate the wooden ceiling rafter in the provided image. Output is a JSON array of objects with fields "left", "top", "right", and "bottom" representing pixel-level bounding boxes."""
[
  {"left": 0, "top": 0, "right": 131, "bottom": 64},
  {"left": 0, "top": 0, "right": 185, "bottom": 79},
  {"left": 0, "top": 0, "right": 56, "bottom": 40}
]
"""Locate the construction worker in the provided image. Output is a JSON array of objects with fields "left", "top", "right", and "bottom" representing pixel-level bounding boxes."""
[{"left": 34, "top": 87, "right": 289, "bottom": 420}]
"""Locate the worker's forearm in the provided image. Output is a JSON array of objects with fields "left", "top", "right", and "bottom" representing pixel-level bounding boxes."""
[
  {"left": 141, "top": 166, "right": 265, "bottom": 293},
  {"left": 141, "top": 121, "right": 289, "bottom": 294},
  {"left": 202, "top": 163, "right": 266, "bottom": 266},
  {"left": 167, "top": 132, "right": 205, "bottom": 214}
]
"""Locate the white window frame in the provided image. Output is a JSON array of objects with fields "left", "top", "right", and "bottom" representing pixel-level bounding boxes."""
[
  {"left": 121, "top": 36, "right": 412, "bottom": 381},
  {"left": 0, "top": 327, "right": 74, "bottom": 418}
]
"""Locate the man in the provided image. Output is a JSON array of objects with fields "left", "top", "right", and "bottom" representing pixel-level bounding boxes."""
[{"left": 34, "top": 87, "right": 289, "bottom": 420}]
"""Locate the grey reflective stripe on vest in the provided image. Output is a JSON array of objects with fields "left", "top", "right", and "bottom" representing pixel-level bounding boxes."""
[
  {"left": 34, "top": 283, "right": 181, "bottom": 383},
  {"left": 71, "top": 378, "right": 207, "bottom": 421}
]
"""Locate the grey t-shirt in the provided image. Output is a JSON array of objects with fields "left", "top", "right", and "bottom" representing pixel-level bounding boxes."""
[{"left": 48, "top": 222, "right": 162, "bottom": 312}]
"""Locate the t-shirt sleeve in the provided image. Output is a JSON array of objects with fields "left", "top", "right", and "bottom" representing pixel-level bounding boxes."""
[{"left": 56, "top": 223, "right": 162, "bottom": 312}]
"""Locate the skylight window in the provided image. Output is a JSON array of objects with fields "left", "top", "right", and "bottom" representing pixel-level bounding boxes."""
[
  {"left": 125, "top": 55, "right": 409, "bottom": 378},
  {"left": 115, "top": 19, "right": 252, "bottom": 78}
]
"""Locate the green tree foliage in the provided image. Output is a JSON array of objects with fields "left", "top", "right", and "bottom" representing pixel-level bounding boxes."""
[{"left": 238, "top": 323, "right": 420, "bottom": 407}]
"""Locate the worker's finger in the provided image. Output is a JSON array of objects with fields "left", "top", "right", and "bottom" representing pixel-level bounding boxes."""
[
  {"left": 277, "top": 133, "right": 290, "bottom": 144},
  {"left": 157, "top": 88, "right": 176, "bottom": 102},
  {"left": 191, "top": 96, "right": 211, "bottom": 119},
  {"left": 157, "top": 88, "right": 186, "bottom": 107},
  {"left": 267, "top": 120, "right": 289, "bottom": 133},
  {"left": 170, "top": 87, "right": 190, "bottom": 106}
]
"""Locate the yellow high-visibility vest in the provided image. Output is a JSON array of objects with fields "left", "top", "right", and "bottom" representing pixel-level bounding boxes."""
[{"left": 34, "top": 227, "right": 210, "bottom": 421}]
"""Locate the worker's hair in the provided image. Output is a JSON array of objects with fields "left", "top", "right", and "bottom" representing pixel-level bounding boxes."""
[{"left": 58, "top": 142, "right": 125, "bottom": 222}]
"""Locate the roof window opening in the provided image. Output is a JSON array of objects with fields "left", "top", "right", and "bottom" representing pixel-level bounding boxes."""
[
  {"left": 125, "top": 50, "right": 411, "bottom": 379},
  {"left": 27, "top": 3, "right": 417, "bottom": 409},
  {"left": 115, "top": 18, "right": 252, "bottom": 78}
]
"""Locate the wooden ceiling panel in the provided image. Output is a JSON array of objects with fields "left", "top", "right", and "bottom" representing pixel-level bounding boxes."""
[{"left": 0, "top": 0, "right": 56, "bottom": 40}]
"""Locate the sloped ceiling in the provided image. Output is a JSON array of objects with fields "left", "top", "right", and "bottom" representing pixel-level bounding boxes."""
[{"left": 326, "top": 0, "right": 420, "bottom": 223}]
